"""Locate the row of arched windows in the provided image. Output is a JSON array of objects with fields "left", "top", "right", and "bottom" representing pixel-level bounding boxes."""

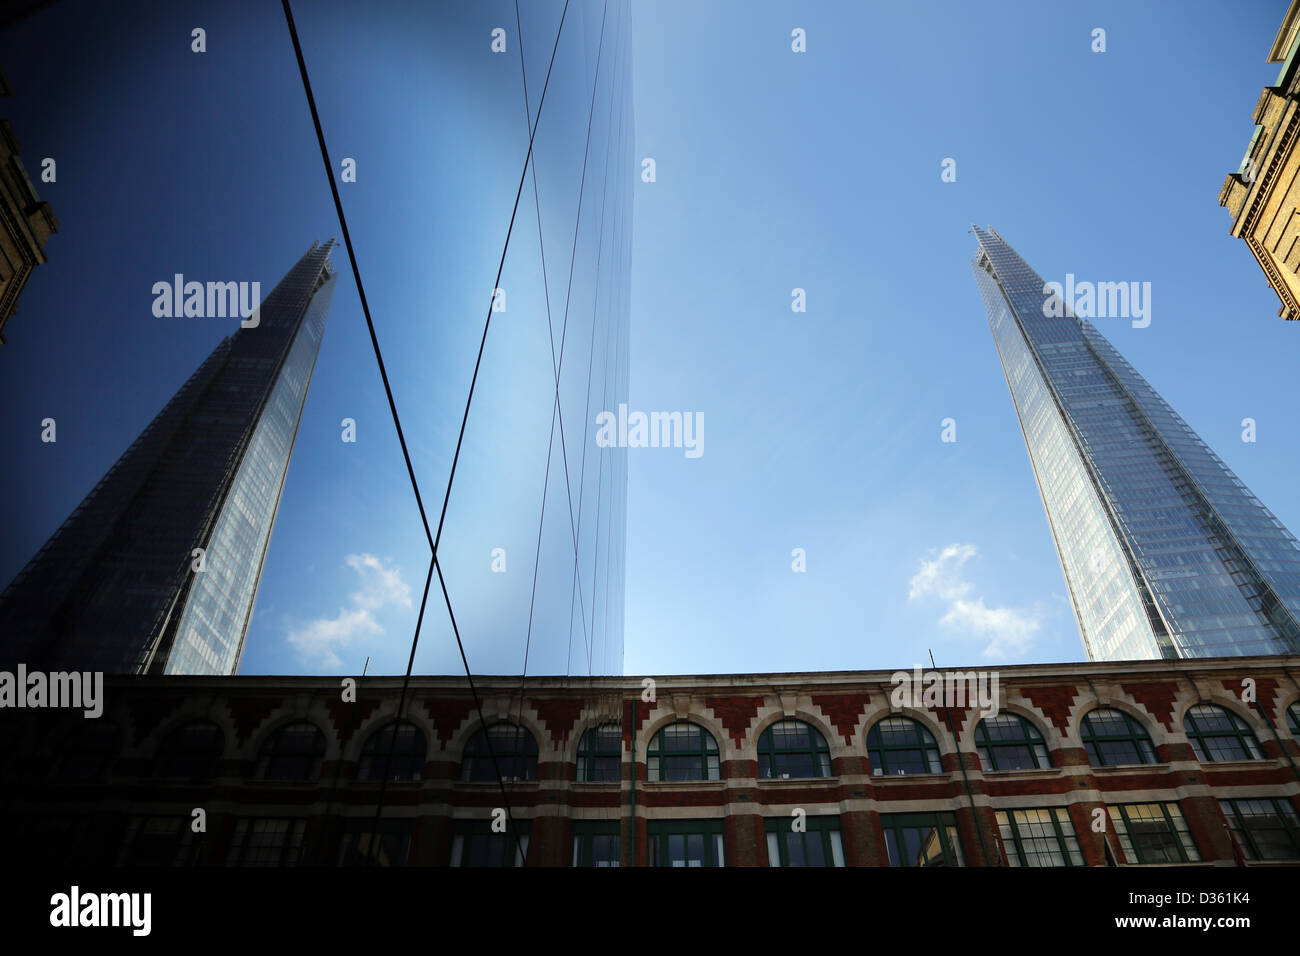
[{"left": 35, "top": 700, "right": 1300, "bottom": 783}]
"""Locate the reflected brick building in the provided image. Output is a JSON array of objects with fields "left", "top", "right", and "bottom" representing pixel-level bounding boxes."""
[
  {"left": 1219, "top": 0, "right": 1300, "bottom": 320},
  {"left": 3, "top": 655, "right": 1298, "bottom": 866},
  {"left": 0, "top": 66, "right": 58, "bottom": 345}
]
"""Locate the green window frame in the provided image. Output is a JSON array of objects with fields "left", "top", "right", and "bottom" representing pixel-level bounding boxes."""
[
  {"left": 757, "top": 719, "right": 832, "bottom": 779},
  {"left": 867, "top": 717, "right": 942, "bottom": 776},
  {"left": 1080, "top": 709, "right": 1156, "bottom": 767},
  {"left": 226, "top": 818, "right": 307, "bottom": 866},
  {"left": 975, "top": 714, "right": 1050, "bottom": 771},
  {"left": 358, "top": 720, "right": 426, "bottom": 782},
  {"left": 646, "top": 721, "right": 720, "bottom": 782},
  {"left": 460, "top": 722, "right": 538, "bottom": 782},
  {"left": 449, "top": 819, "right": 531, "bottom": 867},
  {"left": 996, "top": 807, "right": 1084, "bottom": 866},
  {"left": 763, "top": 815, "right": 844, "bottom": 866},
  {"left": 576, "top": 723, "right": 622, "bottom": 782},
  {"left": 1107, "top": 802, "right": 1200, "bottom": 864},
  {"left": 256, "top": 721, "right": 325, "bottom": 781},
  {"left": 647, "top": 819, "right": 726, "bottom": 867},
  {"left": 880, "top": 812, "right": 964, "bottom": 867},
  {"left": 1219, "top": 798, "right": 1300, "bottom": 861},
  {"left": 337, "top": 818, "right": 413, "bottom": 867},
  {"left": 1183, "top": 704, "right": 1261, "bottom": 763},
  {"left": 572, "top": 820, "right": 620, "bottom": 867}
]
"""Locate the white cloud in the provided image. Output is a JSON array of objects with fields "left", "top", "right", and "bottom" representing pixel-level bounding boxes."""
[
  {"left": 286, "top": 553, "right": 409, "bottom": 669},
  {"left": 907, "top": 543, "right": 977, "bottom": 602},
  {"left": 909, "top": 543, "right": 1039, "bottom": 659},
  {"left": 346, "top": 552, "right": 413, "bottom": 610},
  {"left": 939, "top": 599, "right": 1038, "bottom": 659},
  {"left": 287, "top": 607, "right": 381, "bottom": 670}
]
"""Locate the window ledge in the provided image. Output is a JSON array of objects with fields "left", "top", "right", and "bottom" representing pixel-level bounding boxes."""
[
  {"left": 348, "top": 779, "right": 423, "bottom": 786},
  {"left": 980, "top": 767, "right": 1063, "bottom": 778},
  {"left": 247, "top": 779, "right": 325, "bottom": 786},
  {"left": 869, "top": 771, "right": 950, "bottom": 782},
  {"left": 1236, "top": 858, "right": 1300, "bottom": 866},
  {"left": 455, "top": 779, "right": 540, "bottom": 788},
  {"left": 642, "top": 779, "right": 725, "bottom": 788},
  {"left": 1089, "top": 762, "right": 1172, "bottom": 774},
  {"left": 1197, "top": 757, "right": 1277, "bottom": 770},
  {"left": 1122, "top": 861, "right": 1215, "bottom": 867}
]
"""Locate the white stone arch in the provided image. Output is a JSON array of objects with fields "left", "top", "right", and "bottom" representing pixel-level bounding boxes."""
[
  {"left": 1076, "top": 698, "right": 1164, "bottom": 752},
  {"left": 566, "top": 716, "right": 624, "bottom": 767},
  {"left": 1278, "top": 690, "right": 1300, "bottom": 739},
  {"left": 857, "top": 700, "right": 950, "bottom": 757},
  {"left": 448, "top": 712, "right": 546, "bottom": 778},
  {"left": 1175, "top": 692, "right": 1268, "bottom": 747},
  {"left": 750, "top": 708, "right": 840, "bottom": 774},
  {"left": 144, "top": 709, "right": 232, "bottom": 762},
  {"left": 1000, "top": 689, "right": 1072, "bottom": 753},
  {"left": 245, "top": 713, "right": 334, "bottom": 768},
  {"left": 960, "top": 701, "right": 1056, "bottom": 758},
  {"left": 345, "top": 705, "right": 435, "bottom": 765},
  {"left": 638, "top": 711, "right": 727, "bottom": 769}
]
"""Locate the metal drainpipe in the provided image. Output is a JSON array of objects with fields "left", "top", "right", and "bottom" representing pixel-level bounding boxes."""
[
  {"left": 1251, "top": 698, "right": 1300, "bottom": 787},
  {"left": 930, "top": 652, "right": 993, "bottom": 866},
  {"left": 629, "top": 697, "right": 637, "bottom": 867},
  {"left": 939, "top": 700, "right": 993, "bottom": 866}
]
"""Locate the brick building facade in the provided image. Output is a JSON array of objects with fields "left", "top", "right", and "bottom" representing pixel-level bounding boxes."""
[
  {"left": 3, "top": 655, "right": 1299, "bottom": 867},
  {"left": 1219, "top": 0, "right": 1300, "bottom": 320}
]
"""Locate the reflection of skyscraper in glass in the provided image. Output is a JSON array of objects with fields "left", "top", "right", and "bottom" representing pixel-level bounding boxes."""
[
  {"left": 0, "top": 241, "right": 338, "bottom": 674},
  {"left": 972, "top": 226, "right": 1300, "bottom": 661}
]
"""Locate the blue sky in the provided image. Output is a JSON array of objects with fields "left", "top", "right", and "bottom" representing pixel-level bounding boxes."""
[{"left": 0, "top": 0, "right": 1295, "bottom": 678}]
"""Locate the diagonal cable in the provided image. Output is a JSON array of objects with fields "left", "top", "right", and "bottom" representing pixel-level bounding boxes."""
[
  {"left": 280, "top": 0, "right": 434, "bottom": 553},
  {"left": 282, "top": 0, "right": 572, "bottom": 866}
]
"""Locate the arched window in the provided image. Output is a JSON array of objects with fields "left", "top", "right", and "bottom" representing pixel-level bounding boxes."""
[
  {"left": 975, "top": 714, "right": 1050, "bottom": 771},
  {"left": 646, "top": 721, "right": 720, "bottom": 782},
  {"left": 461, "top": 723, "right": 538, "bottom": 782},
  {"left": 1183, "top": 704, "right": 1262, "bottom": 762},
  {"left": 1080, "top": 709, "right": 1156, "bottom": 767},
  {"left": 154, "top": 720, "right": 224, "bottom": 780},
  {"left": 867, "top": 717, "right": 941, "bottom": 776},
  {"left": 1287, "top": 702, "right": 1300, "bottom": 736},
  {"left": 359, "top": 721, "right": 426, "bottom": 781},
  {"left": 256, "top": 722, "right": 325, "bottom": 780},
  {"left": 757, "top": 719, "right": 832, "bottom": 779},
  {"left": 576, "top": 724, "right": 622, "bottom": 782},
  {"left": 53, "top": 721, "right": 120, "bottom": 779}
]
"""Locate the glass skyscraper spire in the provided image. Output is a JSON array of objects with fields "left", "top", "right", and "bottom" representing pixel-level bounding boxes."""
[
  {"left": 0, "top": 241, "right": 338, "bottom": 675},
  {"left": 972, "top": 226, "right": 1300, "bottom": 661}
]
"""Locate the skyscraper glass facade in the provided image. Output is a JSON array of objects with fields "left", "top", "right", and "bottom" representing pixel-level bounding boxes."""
[
  {"left": 0, "top": 242, "right": 338, "bottom": 674},
  {"left": 371, "top": 0, "right": 634, "bottom": 682},
  {"left": 972, "top": 226, "right": 1300, "bottom": 661}
]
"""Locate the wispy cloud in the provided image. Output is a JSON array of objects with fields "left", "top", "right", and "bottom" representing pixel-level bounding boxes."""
[
  {"left": 908, "top": 542, "right": 977, "bottom": 602},
  {"left": 346, "top": 552, "right": 412, "bottom": 610},
  {"left": 908, "top": 544, "right": 1039, "bottom": 659},
  {"left": 287, "top": 553, "right": 411, "bottom": 669}
]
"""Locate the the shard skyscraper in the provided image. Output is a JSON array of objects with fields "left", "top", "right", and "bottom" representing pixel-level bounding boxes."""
[
  {"left": 0, "top": 241, "right": 338, "bottom": 675},
  {"left": 972, "top": 226, "right": 1300, "bottom": 661}
]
